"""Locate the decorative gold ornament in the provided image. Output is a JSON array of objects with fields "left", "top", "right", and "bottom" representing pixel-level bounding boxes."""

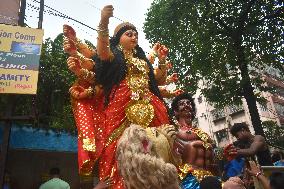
[
  {"left": 125, "top": 100, "right": 154, "bottom": 128},
  {"left": 191, "top": 169, "right": 213, "bottom": 183},
  {"left": 82, "top": 138, "right": 96, "bottom": 152}
]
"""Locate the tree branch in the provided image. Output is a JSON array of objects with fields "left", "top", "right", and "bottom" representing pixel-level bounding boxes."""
[
  {"left": 209, "top": 0, "right": 233, "bottom": 36},
  {"left": 248, "top": 7, "right": 284, "bottom": 27},
  {"left": 238, "top": 0, "right": 257, "bottom": 30}
]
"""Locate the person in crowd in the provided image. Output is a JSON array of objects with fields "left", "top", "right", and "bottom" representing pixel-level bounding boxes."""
[
  {"left": 228, "top": 122, "right": 273, "bottom": 166},
  {"left": 223, "top": 156, "right": 245, "bottom": 180},
  {"left": 199, "top": 176, "right": 222, "bottom": 189},
  {"left": 223, "top": 176, "right": 246, "bottom": 189},
  {"left": 271, "top": 150, "right": 284, "bottom": 166},
  {"left": 39, "top": 168, "right": 70, "bottom": 189},
  {"left": 246, "top": 160, "right": 284, "bottom": 189},
  {"left": 270, "top": 171, "right": 284, "bottom": 189}
]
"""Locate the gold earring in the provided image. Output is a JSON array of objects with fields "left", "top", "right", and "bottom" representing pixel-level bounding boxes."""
[
  {"left": 133, "top": 48, "right": 137, "bottom": 55},
  {"left": 117, "top": 44, "right": 123, "bottom": 51}
]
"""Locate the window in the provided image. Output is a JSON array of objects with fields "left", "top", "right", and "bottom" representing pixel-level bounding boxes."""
[
  {"left": 227, "top": 104, "right": 243, "bottom": 114},
  {"left": 259, "top": 103, "right": 268, "bottom": 112},
  {"left": 215, "top": 129, "right": 229, "bottom": 143},
  {"left": 274, "top": 103, "right": 284, "bottom": 117},
  {"left": 211, "top": 109, "right": 225, "bottom": 120},
  {"left": 198, "top": 96, "right": 203, "bottom": 104},
  {"left": 265, "top": 66, "right": 284, "bottom": 81}
]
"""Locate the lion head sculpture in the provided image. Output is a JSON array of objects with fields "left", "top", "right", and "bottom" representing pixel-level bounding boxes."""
[{"left": 116, "top": 124, "right": 180, "bottom": 189}]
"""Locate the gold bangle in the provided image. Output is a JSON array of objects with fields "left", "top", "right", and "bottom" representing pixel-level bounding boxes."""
[
  {"left": 97, "top": 25, "right": 109, "bottom": 37},
  {"left": 86, "top": 86, "right": 96, "bottom": 98},
  {"left": 79, "top": 68, "right": 95, "bottom": 83}
]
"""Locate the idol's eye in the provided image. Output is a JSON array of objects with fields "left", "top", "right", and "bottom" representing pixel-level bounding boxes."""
[
  {"left": 125, "top": 31, "right": 138, "bottom": 38},
  {"left": 125, "top": 32, "right": 133, "bottom": 37},
  {"left": 186, "top": 130, "right": 192, "bottom": 134}
]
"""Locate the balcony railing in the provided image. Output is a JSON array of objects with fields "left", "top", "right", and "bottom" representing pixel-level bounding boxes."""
[
  {"left": 227, "top": 104, "right": 244, "bottom": 114},
  {"left": 211, "top": 109, "right": 225, "bottom": 120}
]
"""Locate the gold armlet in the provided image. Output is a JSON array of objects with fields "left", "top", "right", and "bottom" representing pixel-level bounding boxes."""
[
  {"left": 158, "top": 59, "right": 167, "bottom": 70},
  {"left": 76, "top": 52, "right": 93, "bottom": 63},
  {"left": 193, "top": 128, "right": 211, "bottom": 149},
  {"left": 76, "top": 38, "right": 94, "bottom": 52},
  {"left": 79, "top": 68, "right": 95, "bottom": 83}
]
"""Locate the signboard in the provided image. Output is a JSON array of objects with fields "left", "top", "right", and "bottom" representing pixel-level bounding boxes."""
[
  {"left": 0, "top": 0, "right": 20, "bottom": 25},
  {"left": 0, "top": 24, "right": 44, "bottom": 94}
]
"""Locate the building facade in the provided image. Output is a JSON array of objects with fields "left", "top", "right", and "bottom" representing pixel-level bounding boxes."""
[{"left": 195, "top": 66, "right": 284, "bottom": 147}]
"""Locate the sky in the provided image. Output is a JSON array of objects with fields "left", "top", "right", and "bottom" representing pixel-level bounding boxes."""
[{"left": 25, "top": 0, "right": 154, "bottom": 52}]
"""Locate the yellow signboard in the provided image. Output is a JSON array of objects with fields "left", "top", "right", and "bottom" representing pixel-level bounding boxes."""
[{"left": 0, "top": 24, "right": 44, "bottom": 94}]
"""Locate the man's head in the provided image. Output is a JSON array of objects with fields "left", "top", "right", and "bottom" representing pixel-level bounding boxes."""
[
  {"left": 271, "top": 150, "right": 284, "bottom": 163},
  {"left": 49, "top": 167, "right": 60, "bottom": 177},
  {"left": 230, "top": 123, "right": 251, "bottom": 141},
  {"left": 171, "top": 93, "right": 196, "bottom": 121}
]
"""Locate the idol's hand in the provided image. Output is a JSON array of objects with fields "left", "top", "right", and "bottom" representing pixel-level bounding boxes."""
[
  {"left": 63, "top": 24, "right": 76, "bottom": 40},
  {"left": 67, "top": 57, "right": 81, "bottom": 76},
  {"left": 94, "top": 177, "right": 114, "bottom": 189},
  {"left": 157, "top": 44, "right": 169, "bottom": 63},
  {"left": 152, "top": 42, "right": 161, "bottom": 53},
  {"left": 171, "top": 89, "right": 184, "bottom": 97},
  {"left": 224, "top": 143, "right": 238, "bottom": 161},
  {"left": 159, "top": 124, "right": 177, "bottom": 140},
  {"left": 100, "top": 5, "right": 114, "bottom": 25},
  {"left": 63, "top": 37, "right": 77, "bottom": 56},
  {"left": 173, "top": 138, "right": 186, "bottom": 156},
  {"left": 69, "top": 85, "right": 89, "bottom": 99},
  {"left": 166, "top": 73, "right": 179, "bottom": 83}
]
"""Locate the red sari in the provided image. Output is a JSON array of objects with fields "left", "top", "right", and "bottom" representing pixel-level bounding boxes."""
[{"left": 99, "top": 79, "right": 169, "bottom": 188}]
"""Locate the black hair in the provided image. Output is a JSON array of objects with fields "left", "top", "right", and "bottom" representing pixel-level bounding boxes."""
[
  {"left": 94, "top": 25, "right": 162, "bottom": 106},
  {"left": 271, "top": 151, "right": 284, "bottom": 163},
  {"left": 270, "top": 171, "right": 284, "bottom": 189},
  {"left": 49, "top": 167, "right": 60, "bottom": 175},
  {"left": 200, "top": 176, "right": 222, "bottom": 189},
  {"left": 230, "top": 122, "right": 249, "bottom": 137},
  {"left": 171, "top": 93, "right": 196, "bottom": 121}
]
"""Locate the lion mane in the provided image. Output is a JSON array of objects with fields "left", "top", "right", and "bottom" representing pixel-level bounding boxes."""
[{"left": 116, "top": 124, "right": 180, "bottom": 189}]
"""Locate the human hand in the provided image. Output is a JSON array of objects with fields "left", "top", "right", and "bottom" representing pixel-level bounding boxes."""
[
  {"left": 63, "top": 24, "right": 76, "bottom": 40},
  {"left": 67, "top": 57, "right": 82, "bottom": 76},
  {"left": 63, "top": 37, "right": 77, "bottom": 55},
  {"left": 100, "top": 5, "right": 114, "bottom": 24},
  {"left": 246, "top": 161, "right": 262, "bottom": 177},
  {"left": 94, "top": 177, "right": 113, "bottom": 189}
]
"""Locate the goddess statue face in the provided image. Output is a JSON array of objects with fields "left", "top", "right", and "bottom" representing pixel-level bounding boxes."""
[{"left": 119, "top": 29, "right": 138, "bottom": 51}]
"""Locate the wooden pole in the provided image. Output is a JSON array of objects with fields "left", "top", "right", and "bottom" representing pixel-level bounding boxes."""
[
  {"left": 18, "top": 0, "right": 26, "bottom": 27},
  {"left": 38, "top": 0, "right": 44, "bottom": 29}
]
